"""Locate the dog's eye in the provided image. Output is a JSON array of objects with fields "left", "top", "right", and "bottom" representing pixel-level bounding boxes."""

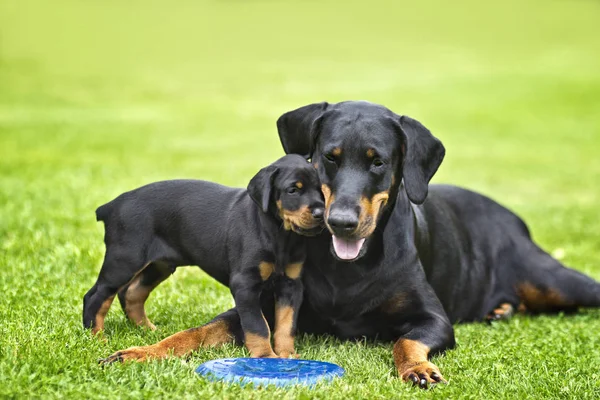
[
  {"left": 287, "top": 187, "right": 299, "bottom": 194},
  {"left": 372, "top": 158, "right": 384, "bottom": 167},
  {"left": 324, "top": 153, "right": 337, "bottom": 163}
]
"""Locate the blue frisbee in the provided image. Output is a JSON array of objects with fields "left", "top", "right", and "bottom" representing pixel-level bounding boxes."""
[{"left": 195, "top": 358, "right": 344, "bottom": 387}]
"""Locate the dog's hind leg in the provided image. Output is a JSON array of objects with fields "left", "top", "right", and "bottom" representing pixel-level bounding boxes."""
[
  {"left": 83, "top": 248, "right": 147, "bottom": 335},
  {"left": 117, "top": 262, "right": 173, "bottom": 330},
  {"left": 486, "top": 303, "right": 515, "bottom": 322},
  {"left": 514, "top": 242, "right": 600, "bottom": 313}
]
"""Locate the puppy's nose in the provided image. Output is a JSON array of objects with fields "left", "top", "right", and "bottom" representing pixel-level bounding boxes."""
[
  {"left": 327, "top": 210, "right": 359, "bottom": 233},
  {"left": 312, "top": 207, "right": 324, "bottom": 221}
]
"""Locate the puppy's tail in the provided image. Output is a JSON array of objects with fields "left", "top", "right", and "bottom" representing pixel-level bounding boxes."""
[{"left": 95, "top": 201, "right": 114, "bottom": 222}]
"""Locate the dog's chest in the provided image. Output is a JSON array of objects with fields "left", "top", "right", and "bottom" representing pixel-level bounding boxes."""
[{"left": 303, "top": 261, "right": 393, "bottom": 319}]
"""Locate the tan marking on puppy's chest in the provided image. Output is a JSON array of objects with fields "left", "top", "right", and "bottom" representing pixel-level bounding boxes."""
[
  {"left": 259, "top": 261, "right": 275, "bottom": 281},
  {"left": 285, "top": 262, "right": 303, "bottom": 279}
]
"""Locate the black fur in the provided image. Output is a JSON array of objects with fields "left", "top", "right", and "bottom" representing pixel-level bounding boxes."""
[
  {"left": 83, "top": 154, "right": 324, "bottom": 356},
  {"left": 272, "top": 100, "right": 600, "bottom": 373}
]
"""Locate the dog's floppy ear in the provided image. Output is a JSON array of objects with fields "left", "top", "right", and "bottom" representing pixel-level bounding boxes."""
[
  {"left": 397, "top": 116, "right": 445, "bottom": 204},
  {"left": 247, "top": 165, "right": 279, "bottom": 213},
  {"left": 276, "top": 102, "right": 329, "bottom": 158}
]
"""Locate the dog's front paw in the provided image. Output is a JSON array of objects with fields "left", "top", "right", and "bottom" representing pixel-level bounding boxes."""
[
  {"left": 400, "top": 361, "right": 446, "bottom": 389},
  {"left": 98, "top": 346, "right": 155, "bottom": 364}
]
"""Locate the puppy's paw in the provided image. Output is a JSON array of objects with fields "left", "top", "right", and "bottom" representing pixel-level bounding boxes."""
[
  {"left": 250, "top": 351, "right": 279, "bottom": 358},
  {"left": 400, "top": 361, "right": 446, "bottom": 389},
  {"left": 275, "top": 348, "right": 300, "bottom": 359}
]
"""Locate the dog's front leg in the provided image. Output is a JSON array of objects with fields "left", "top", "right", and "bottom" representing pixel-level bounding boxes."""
[
  {"left": 273, "top": 262, "right": 304, "bottom": 358},
  {"left": 231, "top": 271, "right": 278, "bottom": 358},
  {"left": 384, "top": 285, "right": 455, "bottom": 389},
  {"left": 100, "top": 308, "right": 241, "bottom": 363}
]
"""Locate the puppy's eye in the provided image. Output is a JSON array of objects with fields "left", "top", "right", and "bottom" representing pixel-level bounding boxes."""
[
  {"left": 287, "top": 187, "right": 299, "bottom": 194},
  {"left": 372, "top": 158, "right": 384, "bottom": 167}
]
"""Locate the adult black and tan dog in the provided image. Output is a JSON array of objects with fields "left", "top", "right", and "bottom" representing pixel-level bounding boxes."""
[
  {"left": 86, "top": 154, "right": 324, "bottom": 358},
  {"left": 101, "top": 101, "right": 600, "bottom": 388}
]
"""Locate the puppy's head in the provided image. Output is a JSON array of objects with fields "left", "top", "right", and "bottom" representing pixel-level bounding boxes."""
[
  {"left": 248, "top": 154, "right": 325, "bottom": 236},
  {"left": 277, "top": 101, "right": 445, "bottom": 261}
]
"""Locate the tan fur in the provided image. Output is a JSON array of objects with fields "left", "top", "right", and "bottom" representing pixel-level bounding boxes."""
[
  {"left": 277, "top": 201, "right": 319, "bottom": 232},
  {"left": 245, "top": 332, "right": 278, "bottom": 358},
  {"left": 285, "top": 262, "right": 303, "bottom": 279},
  {"left": 321, "top": 184, "right": 334, "bottom": 219},
  {"left": 516, "top": 282, "right": 573, "bottom": 312},
  {"left": 274, "top": 305, "right": 296, "bottom": 358},
  {"left": 100, "top": 319, "right": 234, "bottom": 362},
  {"left": 124, "top": 275, "right": 157, "bottom": 330},
  {"left": 259, "top": 261, "right": 275, "bottom": 281},
  {"left": 357, "top": 191, "right": 389, "bottom": 238},
  {"left": 381, "top": 293, "right": 408, "bottom": 314},
  {"left": 92, "top": 295, "right": 115, "bottom": 335},
  {"left": 393, "top": 339, "right": 445, "bottom": 384}
]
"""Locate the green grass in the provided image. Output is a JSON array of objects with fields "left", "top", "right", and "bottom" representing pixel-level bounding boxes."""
[{"left": 1, "top": 0, "right": 600, "bottom": 398}]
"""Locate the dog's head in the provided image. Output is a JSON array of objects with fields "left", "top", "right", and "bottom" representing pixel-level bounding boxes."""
[
  {"left": 248, "top": 154, "right": 325, "bottom": 236},
  {"left": 276, "top": 101, "right": 445, "bottom": 260}
]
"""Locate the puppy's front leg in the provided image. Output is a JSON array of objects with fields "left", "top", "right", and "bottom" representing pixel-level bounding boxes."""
[
  {"left": 230, "top": 271, "right": 278, "bottom": 358},
  {"left": 273, "top": 262, "right": 303, "bottom": 358}
]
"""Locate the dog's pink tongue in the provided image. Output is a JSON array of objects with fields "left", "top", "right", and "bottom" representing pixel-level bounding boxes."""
[{"left": 332, "top": 236, "right": 366, "bottom": 260}]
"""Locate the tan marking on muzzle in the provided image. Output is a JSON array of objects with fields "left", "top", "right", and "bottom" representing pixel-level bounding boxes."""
[
  {"left": 357, "top": 191, "right": 390, "bottom": 238},
  {"left": 321, "top": 184, "right": 334, "bottom": 218},
  {"left": 277, "top": 200, "right": 320, "bottom": 232}
]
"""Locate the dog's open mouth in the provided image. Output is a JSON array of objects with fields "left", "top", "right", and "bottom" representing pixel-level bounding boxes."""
[{"left": 331, "top": 236, "right": 366, "bottom": 261}]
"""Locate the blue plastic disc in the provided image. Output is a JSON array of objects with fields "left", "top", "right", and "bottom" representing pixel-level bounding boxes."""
[{"left": 195, "top": 358, "right": 344, "bottom": 387}]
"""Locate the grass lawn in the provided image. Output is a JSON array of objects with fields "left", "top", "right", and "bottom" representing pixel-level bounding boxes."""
[{"left": 1, "top": 0, "right": 600, "bottom": 398}]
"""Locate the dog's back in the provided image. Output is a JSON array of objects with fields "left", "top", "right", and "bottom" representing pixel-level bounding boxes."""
[{"left": 96, "top": 179, "right": 246, "bottom": 274}]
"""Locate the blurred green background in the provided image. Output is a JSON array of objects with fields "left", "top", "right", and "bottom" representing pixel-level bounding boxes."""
[{"left": 1, "top": 0, "right": 599, "bottom": 398}]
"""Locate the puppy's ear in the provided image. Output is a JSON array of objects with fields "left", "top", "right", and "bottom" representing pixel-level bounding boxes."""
[
  {"left": 396, "top": 116, "right": 445, "bottom": 204},
  {"left": 247, "top": 165, "right": 279, "bottom": 213},
  {"left": 276, "top": 102, "right": 329, "bottom": 159}
]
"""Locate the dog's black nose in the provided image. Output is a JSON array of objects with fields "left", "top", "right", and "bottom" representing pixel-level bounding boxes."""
[
  {"left": 312, "top": 207, "right": 324, "bottom": 220},
  {"left": 327, "top": 210, "right": 359, "bottom": 232}
]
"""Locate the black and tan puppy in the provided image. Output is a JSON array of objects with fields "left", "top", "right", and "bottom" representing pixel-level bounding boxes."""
[{"left": 84, "top": 154, "right": 324, "bottom": 358}]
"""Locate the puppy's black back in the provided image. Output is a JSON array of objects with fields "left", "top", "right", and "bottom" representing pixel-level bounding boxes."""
[{"left": 96, "top": 179, "right": 246, "bottom": 284}]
